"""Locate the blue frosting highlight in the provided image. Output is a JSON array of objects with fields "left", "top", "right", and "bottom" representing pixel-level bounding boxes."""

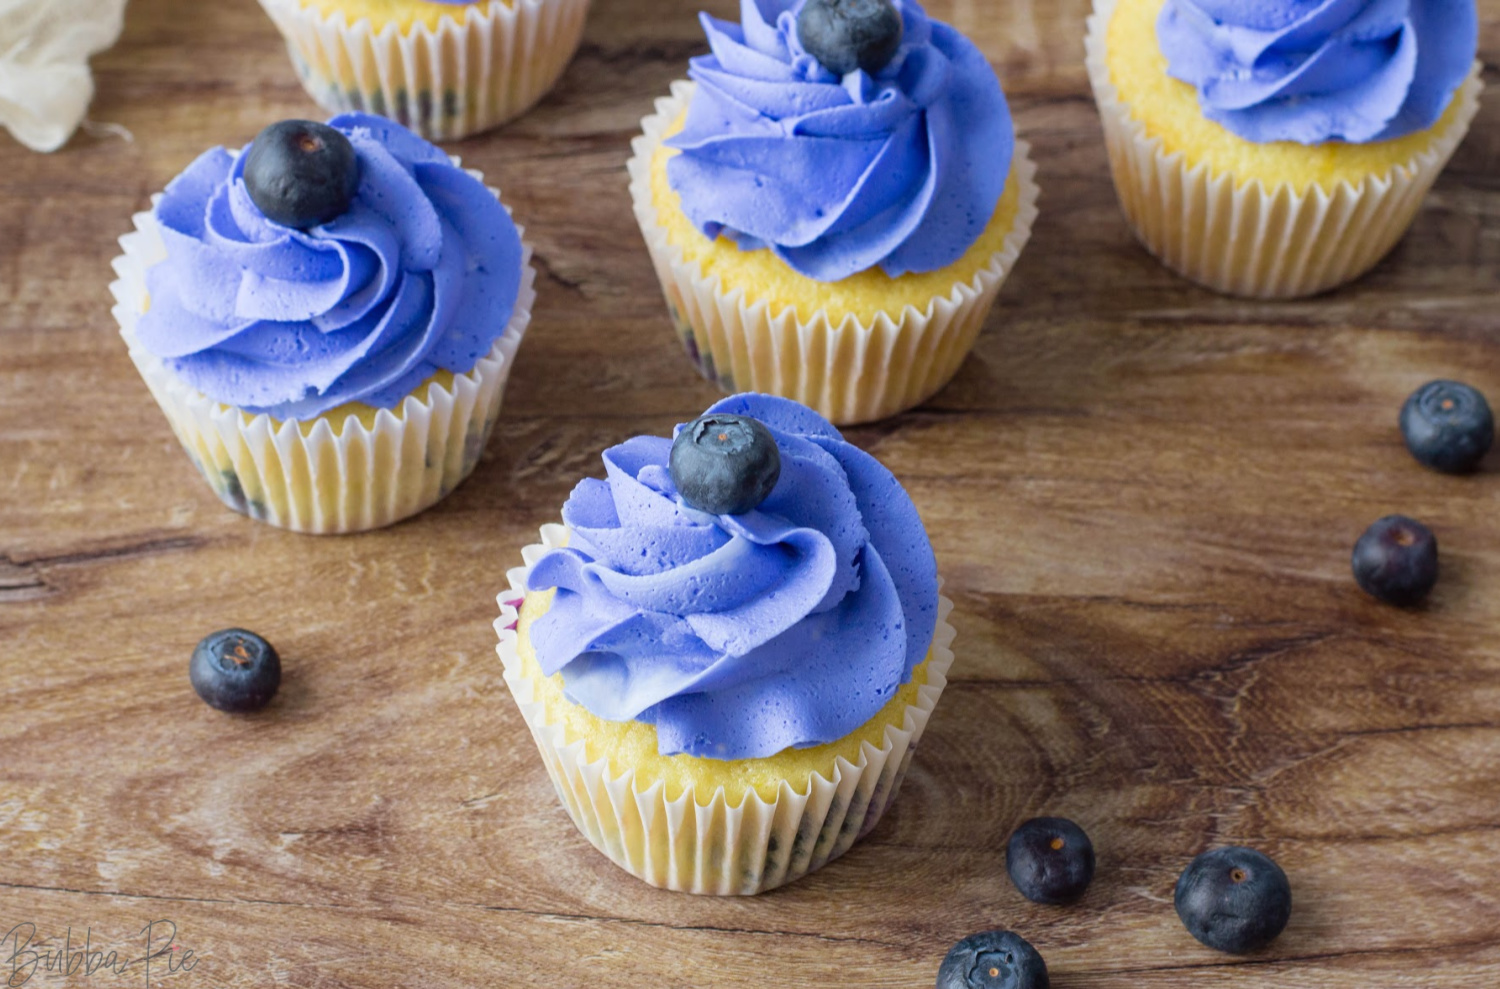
[
  {"left": 136, "top": 113, "right": 522, "bottom": 419},
  {"left": 526, "top": 394, "right": 940, "bottom": 761},
  {"left": 1157, "top": 0, "right": 1477, "bottom": 144},
  {"left": 666, "top": 0, "right": 1014, "bottom": 282}
]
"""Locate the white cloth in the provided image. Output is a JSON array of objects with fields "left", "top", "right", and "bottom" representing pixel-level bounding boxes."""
[{"left": 0, "top": 0, "right": 127, "bottom": 152}]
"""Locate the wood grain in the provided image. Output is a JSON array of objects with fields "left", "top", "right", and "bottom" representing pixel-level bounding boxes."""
[{"left": 3, "top": 0, "right": 1500, "bottom": 985}]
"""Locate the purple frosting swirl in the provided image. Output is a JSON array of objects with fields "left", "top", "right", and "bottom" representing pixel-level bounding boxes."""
[
  {"left": 666, "top": 0, "right": 1013, "bottom": 282},
  {"left": 525, "top": 394, "right": 940, "bottom": 761},
  {"left": 1157, "top": 0, "right": 1477, "bottom": 145},
  {"left": 136, "top": 113, "right": 522, "bottom": 419}
]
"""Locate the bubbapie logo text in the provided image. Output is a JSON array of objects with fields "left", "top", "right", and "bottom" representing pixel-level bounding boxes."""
[{"left": 2, "top": 920, "right": 198, "bottom": 986}]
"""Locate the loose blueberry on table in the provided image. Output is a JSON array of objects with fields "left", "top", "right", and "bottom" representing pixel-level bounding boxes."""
[
  {"left": 1400, "top": 380, "right": 1494, "bottom": 474},
  {"left": 936, "top": 930, "right": 1049, "bottom": 989},
  {"left": 669, "top": 414, "right": 782, "bottom": 515},
  {"left": 1351, "top": 515, "right": 1439, "bottom": 607},
  {"left": 190, "top": 628, "right": 282, "bottom": 713},
  {"left": 797, "top": 0, "right": 905, "bottom": 76},
  {"left": 243, "top": 119, "right": 361, "bottom": 229},
  {"left": 1005, "top": 816, "right": 1095, "bottom": 905},
  {"left": 1174, "top": 847, "right": 1292, "bottom": 954}
]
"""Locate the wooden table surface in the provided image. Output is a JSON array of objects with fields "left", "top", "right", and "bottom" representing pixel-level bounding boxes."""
[{"left": 4, "top": 0, "right": 1500, "bottom": 985}]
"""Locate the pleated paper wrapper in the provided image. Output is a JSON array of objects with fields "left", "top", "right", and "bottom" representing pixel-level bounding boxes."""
[
  {"left": 109, "top": 167, "right": 536, "bottom": 535},
  {"left": 629, "top": 80, "right": 1039, "bottom": 427},
  {"left": 1085, "top": 0, "right": 1483, "bottom": 300},
  {"left": 494, "top": 524, "right": 957, "bottom": 895},
  {"left": 256, "top": 0, "right": 591, "bottom": 141}
]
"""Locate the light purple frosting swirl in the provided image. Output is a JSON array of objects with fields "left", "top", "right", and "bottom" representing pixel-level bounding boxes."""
[
  {"left": 525, "top": 394, "right": 940, "bottom": 761},
  {"left": 136, "top": 113, "right": 522, "bottom": 419},
  {"left": 666, "top": 0, "right": 1014, "bottom": 282},
  {"left": 1157, "top": 0, "right": 1477, "bottom": 144}
]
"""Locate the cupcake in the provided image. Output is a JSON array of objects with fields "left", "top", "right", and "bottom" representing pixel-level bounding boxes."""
[
  {"left": 255, "top": 0, "right": 592, "bottom": 141},
  {"left": 110, "top": 114, "right": 535, "bottom": 534},
  {"left": 495, "top": 393, "right": 955, "bottom": 894},
  {"left": 1087, "top": 0, "right": 1482, "bottom": 298},
  {"left": 628, "top": 0, "right": 1039, "bottom": 427}
]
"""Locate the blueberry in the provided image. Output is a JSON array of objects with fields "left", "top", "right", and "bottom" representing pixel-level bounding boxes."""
[
  {"left": 1400, "top": 380, "right": 1493, "bottom": 474},
  {"left": 1351, "top": 515, "right": 1438, "bottom": 607},
  {"left": 1005, "top": 817, "right": 1095, "bottom": 905},
  {"left": 669, "top": 414, "right": 781, "bottom": 515},
  {"left": 243, "top": 120, "right": 361, "bottom": 229},
  {"left": 797, "top": 0, "right": 904, "bottom": 77},
  {"left": 936, "top": 930, "right": 1049, "bottom": 989},
  {"left": 190, "top": 629, "right": 281, "bottom": 713},
  {"left": 1175, "top": 847, "right": 1291, "bottom": 954}
]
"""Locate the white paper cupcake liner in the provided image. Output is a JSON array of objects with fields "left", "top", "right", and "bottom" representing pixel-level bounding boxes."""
[
  {"left": 1085, "top": 0, "right": 1483, "bottom": 299},
  {"left": 108, "top": 164, "right": 536, "bottom": 535},
  {"left": 256, "top": 0, "right": 591, "bottom": 141},
  {"left": 628, "top": 80, "right": 1039, "bottom": 427},
  {"left": 494, "top": 523, "right": 956, "bottom": 895}
]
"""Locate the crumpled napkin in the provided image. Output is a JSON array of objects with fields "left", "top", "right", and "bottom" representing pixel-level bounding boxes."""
[{"left": 0, "top": 0, "right": 128, "bottom": 152}]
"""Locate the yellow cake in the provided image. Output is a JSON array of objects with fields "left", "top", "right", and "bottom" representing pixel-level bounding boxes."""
[
  {"left": 630, "top": 84, "right": 1039, "bottom": 426},
  {"left": 148, "top": 361, "right": 501, "bottom": 531},
  {"left": 121, "top": 249, "right": 524, "bottom": 533},
  {"left": 498, "top": 516, "right": 956, "bottom": 895},
  {"left": 651, "top": 113, "right": 1027, "bottom": 327},
  {"left": 299, "top": 0, "right": 491, "bottom": 31},
  {"left": 1085, "top": 0, "right": 1482, "bottom": 297},
  {"left": 1105, "top": 0, "right": 1473, "bottom": 192},
  {"left": 626, "top": 0, "right": 1040, "bottom": 424},
  {"left": 516, "top": 588, "right": 933, "bottom": 806},
  {"left": 255, "top": 0, "right": 591, "bottom": 140},
  {"left": 109, "top": 116, "right": 534, "bottom": 534}
]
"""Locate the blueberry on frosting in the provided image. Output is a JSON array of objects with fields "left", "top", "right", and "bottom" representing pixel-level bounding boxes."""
[
  {"left": 134, "top": 113, "right": 523, "bottom": 420},
  {"left": 669, "top": 413, "right": 782, "bottom": 515},
  {"left": 526, "top": 394, "right": 940, "bottom": 760},
  {"left": 244, "top": 120, "right": 361, "bottom": 230},
  {"left": 667, "top": 0, "right": 1013, "bottom": 282},
  {"left": 797, "top": 0, "right": 904, "bottom": 76}
]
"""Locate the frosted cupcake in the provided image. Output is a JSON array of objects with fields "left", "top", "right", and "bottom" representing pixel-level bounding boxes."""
[
  {"left": 110, "top": 114, "right": 535, "bottom": 533},
  {"left": 1087, "top": 0, "right": 1482, "bottom": 298},
  {"left": 255, "top": 0, "right": 592, "bottom": 140},
  {"left": 629, "top": 0, "right": 1039, "bottom": 426},
  {"left": 495, "top": 393, "right": 955, "bottom": 894}
]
